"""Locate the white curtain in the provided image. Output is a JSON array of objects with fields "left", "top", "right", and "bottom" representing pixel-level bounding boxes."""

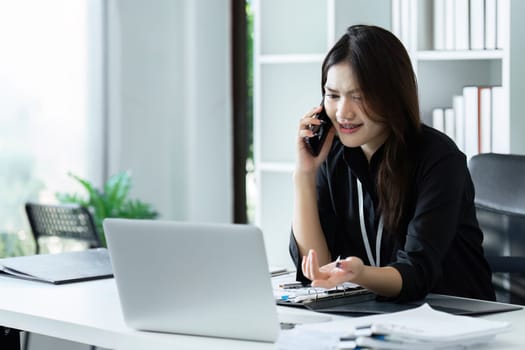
[{"left": 106, "top": 0, "right": 233, "bottom": 222}]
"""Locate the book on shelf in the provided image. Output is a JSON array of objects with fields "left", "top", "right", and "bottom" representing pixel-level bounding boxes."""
[
  {"left": 485, "top": 0, "right": 497, "bottom": 49},
  {"left": 444, "top": 108, "right": 455, "bottom": 142},
  {"left": 391, "top": 0, "right": 412, "bottom": 47},
  {"left": 461, "top": 85, "right": 503, "bottom": 159},
  {"left": 470, "top": 0, "right": 485, "bottom": 50},
  {"left": 433, "top": 0, "right": 445, "bottom": 50},
  {"left": 454, "top": 0, "right": 469, "bottom": 50},
  {"left": 463, "top": 86, "right": 480, "bottom": 159},
  {"left": 433, "top": 0, "right": 501, "bottom": 52},
  {"left": 453, "top": 95, "right": 465, "bottom": 151},
  {"left": 432, "top": 108, "right": 445, "bottom": 133},
  {"left": 400, "top": 0, "right": 410, "bottom": 46},
  {"left": 432, "top": 108, "right": 456, "bottom": 143},
  {"left": 391, "top": 0, "right": 401, "bottom": 41},
  {"left": 444, "top": 0, "right": 455, "bottom": 50},
  {"left": 496, "top": 0, "right": 509, "bottom": 49},
  {"left": 480, "top": 87, "right": 492, "bottom": 153}
]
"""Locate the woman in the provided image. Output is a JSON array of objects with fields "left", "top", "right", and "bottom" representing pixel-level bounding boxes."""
[{"left": 290, "top": 24, "right": 495, "bottom": 302}]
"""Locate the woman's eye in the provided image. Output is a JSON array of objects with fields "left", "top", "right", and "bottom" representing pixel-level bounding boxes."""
[
  {"left": 325, "top": 94, "right": 339, "bottom": 99},
  {"left": 352, "top": 95, "right": 362, "bottom": 101}
]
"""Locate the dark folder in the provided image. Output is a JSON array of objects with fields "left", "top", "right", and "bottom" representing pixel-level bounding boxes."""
[
  {"left": 279, "top": 292, "right": 522, "bottom": 316},
  {"left": 0, "top": 248, "right": 113, "bottom": 284}
]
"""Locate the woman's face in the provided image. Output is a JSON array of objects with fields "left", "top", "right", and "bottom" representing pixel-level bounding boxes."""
[{"left": 324, "top": 62, "right": 390, "bottom": 160}]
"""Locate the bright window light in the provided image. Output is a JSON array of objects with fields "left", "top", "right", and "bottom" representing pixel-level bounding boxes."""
[{"left": 0, "top": 0, "right": 102, "bottom": 240}]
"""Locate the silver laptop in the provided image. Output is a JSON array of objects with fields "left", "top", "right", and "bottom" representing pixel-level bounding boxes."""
[{"left": 103, "top": 218, "right": 280, "bottom": 342}]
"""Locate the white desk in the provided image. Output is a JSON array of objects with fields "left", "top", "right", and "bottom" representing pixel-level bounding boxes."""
[{"left": 0, "top": 275, "right": 524, "bottom": 349}]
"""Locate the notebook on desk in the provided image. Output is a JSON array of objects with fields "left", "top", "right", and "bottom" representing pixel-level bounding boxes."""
[
  {"left": 0, "top": 248, "right": 113, "bottom": 284},
  {"left": 103, "top": 218, "right": 281, "bottom": 342}
]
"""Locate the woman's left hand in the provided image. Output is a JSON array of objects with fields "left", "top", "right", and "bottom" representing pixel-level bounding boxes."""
[{"left": 302, "top": 249, "right": 365, "bottom": 289}]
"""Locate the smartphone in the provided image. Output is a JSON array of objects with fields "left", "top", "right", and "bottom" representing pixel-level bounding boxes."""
[{"left": 303, "top": 103, "right": 332, "bottom": 156}]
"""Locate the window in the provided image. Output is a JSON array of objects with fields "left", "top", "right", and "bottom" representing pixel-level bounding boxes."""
[{"left": 0, "top": 0, "right": 104, "bottom": 254}]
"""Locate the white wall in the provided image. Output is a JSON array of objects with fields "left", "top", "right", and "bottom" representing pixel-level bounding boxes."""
[{"left": 106, "top": 0, "right": 233, "bottom": 223}]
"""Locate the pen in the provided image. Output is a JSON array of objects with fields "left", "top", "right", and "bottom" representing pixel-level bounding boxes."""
[
  {"left": 279, "top": 282, "right": 308, "bottom": 289},
  {"left": 335, "top": 255, "right": 342, "bottom": 268}
]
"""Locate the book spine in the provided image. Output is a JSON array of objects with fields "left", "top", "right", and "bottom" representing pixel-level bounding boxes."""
[
  {"left": 432, "top": 108, "right": 445, "bottom": 133},
  {"left": 444, "top": 0, "right": 455, "bottom": 50},
  {"left": 454, "top": 0, "right": 470, "bottom": 50},
  {"left": 496, "top": 0, "right": 509, "bottom": 49},
  {"left": 479, "top": 87, "right": 492, "bottom": 153},
  {"left": 392, "top": 0, "right": 402, "bottom": 40},
  {"left": 400, "top": 0, "right": 411, "bottom": 46},
  {"left": 485, "top": 0, "right": 497, "bottom": 49},
  {"left": 444, "top": 108, "right": 456, "bottom": 142},
  {"left": 463, "top": 86, "right": 479, "bottom": 159},
  {"left": 434, "top": 0, "right": 445, "bottom": 50},
  {"left": 470, "top": 0, "right": 485, "bottom": 50},
  {"left": 453, "top": 95, "right": 465, "bottom": 151}
]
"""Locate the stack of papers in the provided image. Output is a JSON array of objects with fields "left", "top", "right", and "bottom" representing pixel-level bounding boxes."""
[{"left": 277, "top": 304, "right": 511, "bottom": 349}]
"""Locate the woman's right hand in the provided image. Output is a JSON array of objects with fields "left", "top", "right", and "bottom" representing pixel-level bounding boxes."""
[
  {"left": 296, "top": 106, "right": 335, "bottom": 175},
  {"left": 293, "top": 107, "right": 335, "bottom": 268},
  {"left": 302, "top": 249, "right": 365, "bottom": 289}
]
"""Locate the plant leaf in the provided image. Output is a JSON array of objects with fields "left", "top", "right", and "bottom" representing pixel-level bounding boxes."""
[
  {"left": 104, "top": 171, "right": 132, "bottom": 216},
  {"left": 55, "top": 171, "right": 159, "bottom": 247},
  {"left": 119, "top": 199, "right": 158, "bottom": 219},
  {"left": 67, "top": 172, "right": 107, "bottom": 219}
]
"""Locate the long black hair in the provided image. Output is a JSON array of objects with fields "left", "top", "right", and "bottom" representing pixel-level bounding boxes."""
[{"left": 321, "top": 25, "right": 421, "bottom": 236}]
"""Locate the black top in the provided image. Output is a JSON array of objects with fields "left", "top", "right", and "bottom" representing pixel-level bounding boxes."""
[{"left": 290, "top": 125, "right": 496, "bottom": 302}]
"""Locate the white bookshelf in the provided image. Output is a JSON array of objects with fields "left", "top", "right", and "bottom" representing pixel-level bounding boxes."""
[{"left": 406, "top": 0, "right": 525, "bottom": 157}]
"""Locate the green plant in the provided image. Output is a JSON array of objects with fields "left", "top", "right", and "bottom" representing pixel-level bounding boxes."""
[{"left": 56, "top": 171, "right": 158, "bottom": 246}]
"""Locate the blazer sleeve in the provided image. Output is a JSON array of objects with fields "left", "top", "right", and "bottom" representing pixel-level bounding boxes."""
[
  {"left": 289, "top": 159, "right": 341, "bottom": 283},
  {"left": 389, "top": 152, "right": 468, "bottom": 301}
]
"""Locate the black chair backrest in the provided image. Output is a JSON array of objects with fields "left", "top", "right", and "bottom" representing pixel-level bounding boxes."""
[
  {"left": 470, "top": 153, "right": 525, "bottom": 216},
  {"left": 469, "top": 153, "right": 525, "bottom": 304},
  {"left": 25, "top": 202, "right": 101, "bottom": 254}
]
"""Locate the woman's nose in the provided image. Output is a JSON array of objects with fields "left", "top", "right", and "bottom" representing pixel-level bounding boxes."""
[{"left": 336, "top": 99, "right": 357, "bottom": 120}]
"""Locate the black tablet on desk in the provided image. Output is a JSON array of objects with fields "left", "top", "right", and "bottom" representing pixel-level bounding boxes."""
[{"left": 416, "top": 294, "right": 522, "bottom": 316}]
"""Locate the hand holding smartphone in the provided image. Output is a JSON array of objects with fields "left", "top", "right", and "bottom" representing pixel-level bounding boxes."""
[{"left": 303, "top": 102, "right": 333, "bottom": 156}]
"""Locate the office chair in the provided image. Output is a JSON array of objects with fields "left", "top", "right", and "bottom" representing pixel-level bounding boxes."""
[
  {"left": 25, "top": 202, "right": 102, "bottom": 254},
  {"left": 24, "top": 203, "right": 100, "bottom": 350},
  {"left": 469, "top": 153, "right": 525, "bottom": 305}
]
